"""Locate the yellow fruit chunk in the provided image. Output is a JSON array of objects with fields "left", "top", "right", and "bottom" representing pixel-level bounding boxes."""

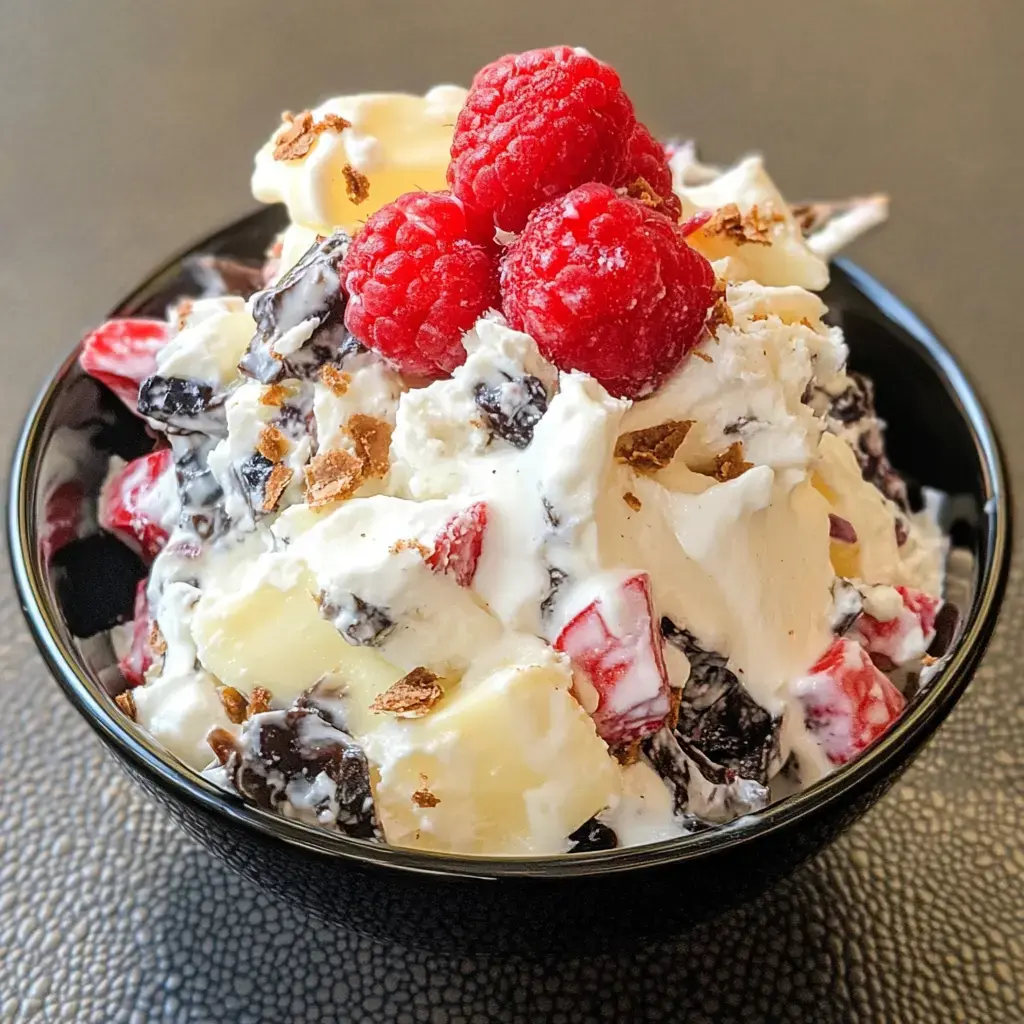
[
  {"left": 829, "top": 539, "right": 861, "bottom": 578},
  {"left": 363, "top": 661, "right": 620, "bottom": 856}
]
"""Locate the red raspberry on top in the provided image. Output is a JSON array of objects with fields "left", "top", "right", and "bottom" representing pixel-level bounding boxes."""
[
  {"left": 500, "top": 183, "right": 717, "bottom": 399},
  {"left": 616, "top": 122, "right": 682, "bottom": 221},
  {"left": 340, "top": 191, "right": 500, "bottom": 377},
  {"left": 448, "top": 46, "right": 637, "bottom": 234}
]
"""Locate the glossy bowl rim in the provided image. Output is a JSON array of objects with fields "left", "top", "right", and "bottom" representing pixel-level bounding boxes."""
[{"left": 7, "top": 209, "right": 1013, "bottom": 881}]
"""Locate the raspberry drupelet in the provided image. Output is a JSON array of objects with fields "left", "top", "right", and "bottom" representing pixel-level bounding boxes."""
[
  {"left": 500, "top": 183, "right": 717, "bottom": 399},
  {"left": 340, "top": 190, "right": 500, "bottom": 377}
]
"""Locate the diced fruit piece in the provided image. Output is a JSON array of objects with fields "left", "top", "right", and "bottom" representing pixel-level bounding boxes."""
[
  {"left": 362, "top": 659, "right": 620, "bottom": 855},
  {"left": 426, "top": 502, "right": 488, "bottom": 587},
  {"left": 501, "top": 183, "right": 717, "bottom": 399},
  {"left": 40, "top": 481, "right": 86, "bottom": 564},
  {"left": 793, "top": 637, "right": 905, "bottom": 765},
  {"left": 850, "top": 585, "right": 942, "bottom": 665},
  {"left": 99, "top": 449, "right": 175, "bottom": 559},
  {"left": 192, "top": 564, "right": 403, "bottom": 705},
  {"left": 119, "top": 580, "right": 154, "bottom": 687},
  {"left": 555, "top": 573, "right": 673, "bottom": 745},
  {"left": 79, "top": 319, "right": 171, "bottom": 411}
]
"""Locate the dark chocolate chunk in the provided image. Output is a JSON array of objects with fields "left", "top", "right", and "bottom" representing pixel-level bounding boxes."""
[
  {"left": 927, "top": 602, "right": 960, "bottom": 659},
  {"left": 567, "top": 818, "right": 618, "bottom": 853},
  {"left": 138, "top": 376, "right": 226, "bottom": 437},
  {"left": 319, "top": 592, "right": 396, "bottom": 647},
  {"left": 473, "top": 373, "right": 549, "bottom": 449},
  {"left": 171, "top": 434, "right": 227, "bottom": 540},
  {"left": 221, "top": 707, "right": 379, "bottom": 839},
  {"left": 540, "top": 567, "right": 568, "bottom": 619},
  {"left": 239, "top": 231, "right": 360, "bottom": 384},
  {"left": 185, "top": 254, "right": 266, "bottom": 299}
]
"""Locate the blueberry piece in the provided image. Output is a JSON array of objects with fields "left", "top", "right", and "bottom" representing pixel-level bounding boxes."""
[
  {"left": 473, "top": 373, "right": 549, "bottom": 449},
  {"left": 567, "top": 818, "right": 618, "bottom": 853}
]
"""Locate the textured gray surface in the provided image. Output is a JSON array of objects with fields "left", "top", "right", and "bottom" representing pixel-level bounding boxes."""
[{"left": 1, "top": 2, "right": 1023, "bottom": 1022}]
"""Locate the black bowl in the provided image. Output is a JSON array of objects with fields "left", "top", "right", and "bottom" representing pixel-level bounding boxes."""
[{"left": 7, "top": 209, "right": 1012, "bottom": 955}]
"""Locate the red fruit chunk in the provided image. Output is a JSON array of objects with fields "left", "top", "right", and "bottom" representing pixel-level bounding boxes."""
[
  {"left": 615, "top": 122, "right": 682, "bottom": 221},
  {"left": 680, "top": 210, "right": 713, "bottom": 237},
  {"left": 795, "top": 637, "right": 905, "bottom": 765},
  {"left": 851, "top": 585, "right": 941, "bottom": 666},
  {"left": 341, "top": 190, "right": 500, "bottom": 377},
  {"left": 448, "top": 46, "right": 637, "bottom": 234},
  {"left": 80, "top": 319, "right": 171, "bottom": 411},
  {"left": 554, "top": 573, "right": 672, "bottom": 746},
  {"left": 99, "top": 449, "right": 175, "bottom": 560},
  {"left": 119, "top": 580, "right": 154, "bottom": 687},
  {"left": 426, "top": 502, "right": 488, "bottom": 587},
  {"left": 501, "top": 183, "right": 717, "bottom": 398},
  {"left": 40, "top": 481, "right": 86, "bottom": 564}
]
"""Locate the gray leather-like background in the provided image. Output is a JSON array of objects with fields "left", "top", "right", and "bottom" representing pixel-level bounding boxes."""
[{"left": 1, "top": 2, "right": 1022, "bottom": 1021}]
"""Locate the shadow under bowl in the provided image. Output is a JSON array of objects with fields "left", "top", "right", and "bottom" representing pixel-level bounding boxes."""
[{"left": 7, "top": 208, "right": 1012, "bottom": 955}]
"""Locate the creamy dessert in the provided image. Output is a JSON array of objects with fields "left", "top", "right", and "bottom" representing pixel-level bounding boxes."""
[{"left": 78, "top": 47, "right": 957, "bottom": 856}]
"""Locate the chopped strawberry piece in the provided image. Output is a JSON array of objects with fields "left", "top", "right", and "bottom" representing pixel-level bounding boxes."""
[
  {"left": 426, "top": 502, "right": 488, "bottom": 587},
  {"left": 40, "top": 481, "right": 86, "bottom": 564},
  {"left": 99, "top": 449, "right": 175, "bottom": 559},
  {"left": 119, "top": 580, "right": 154, "bottom": 687},
  {"left": 554, "top": 573, "right": 672, "bottom": 746},
  {"left": 80, "top": 319, "right": 171, "bottom": 412},
  {"left": 794, "top": 637, "right": 905, "bottom": 765},
  {"left": 851, "top": 585, "right": 941, "bottom": 666},
  {"left": 680, "top": 210, "right": 713, "bottom": 237}
]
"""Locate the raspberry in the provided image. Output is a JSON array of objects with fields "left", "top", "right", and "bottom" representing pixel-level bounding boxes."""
[
  {"left": 615, "top": 122, "right": 682, "bottom": 221},
  {"left": 448, "top": 46, "right": 637, "bottom": 233},
  {"left": 341, "top": 191, "right": 499, "bottom": 377},
  {"left": 119, "top": 580, "right": 155, "bottom": 687},
  {"left": 80, "top": 318, "right": 172, "bottom": 411},
  {"left": 426, "top": 502, "right": 488, "bottom": 587},
  {"left": 501, "top": 183, "right": 717, "bottom": 398}
]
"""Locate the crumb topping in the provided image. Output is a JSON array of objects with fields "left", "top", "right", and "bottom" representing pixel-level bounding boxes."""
[
  {"left": 412, "top": 777, "right": 441, "bottom": 808},
  {"left": 304, "top": 449, "right": 364, "bottom": 508},
  {"left": 256, "top": 424, "right": 289, "bottom": 464},
  {"left": 623, "top": 491, "right": 642, "bottom": 512},
  {"left": 712, "top": 442, "right": 753, "bottom": 482},
  {"left": 347, "top": 414, "right": 393, "bottom": 479},
  {"left": 247, "top": 686, "right": 273, "bottom": 716},
  {"left": 704, "top": 281, "right": 734, "bottom": 338},
  {"left": 622, "top": 176, "right": 663, "bottom": 209},
  {"left": 115, "top": 690, "right": 136, "bottom": 720},
  {"left": 272, "top": 110, "right": 351, "bottom": 162},
  {"left": 614, "top": 420, "right": 693, "bottom": 472},
  {"left": 342, "top": 164, "right": 371, "bottom": 205},
  {"left": 262, "top": 464, "right": 294, "bottom": 511},
  {"left": 148, "top": 622, "right": 167, "bottom": 657},
  {"left": 260, "top": 383, "right": 291, "bottom": 407},
  {"left": 220, "top": 686, "right": 249, "bottom": 725},
  {"left": 692, "top": 350, "right": 713, "bottom": 363},
  {"left": 701, "top": 203, "right": 780, "bottom": 246},
  {"left": 174, "top": 299, "right": 194, "bottom": 333},
  {"left": 369, "top": 667, "right": 443, "bottom": 717},
  {"left": 613, "top": 740, "right": 642, "bottom": 766},
  {"left": 319, "top": 364, "right": 352, "bottom": 397},
  {"left": 389, "top": 538, "right": 431, "bottom": 558}
]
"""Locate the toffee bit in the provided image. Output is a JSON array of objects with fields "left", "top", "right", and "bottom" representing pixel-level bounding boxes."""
[
  {"left": 114, "top": 690, "right": 136, "bottom": 720},
  {"left": 704, "top": 289, "right": 734, "bottom": 339},
  {"left": 342, "top": 164, "right": 371, "bottom": 205},
  {"left": 389, "top": 538, "right": 431, "bottom": 558},
  {"left": 207, "top": 726, "right": 237, "bottom": 766},
  {"left": 347, "top": 414, "right": 392, "bottom": 479},
  {"left": 412, "top": 777, "right": 441, "bottom": 808},
  {"left": 614, "top": 420, "right": 693, "bottom": 472},
  {"left": 712, "top": 442, "right": 753, "bottom": 482},
  {"left": 273, "top": 110, "right": 351, "bottom": 162},
  {"left": 304, "top": 449, "right": 364, "bottom": 508},
  {"left": 220, "top": 686, "right": 249, "bottom": 725},
  {"left": 751, "top": 312, "right": 769, "bottom": 321},
  {"left": 148, "top": 622, "right": 167, "bottom": 656},
  {"left": 622, "top": 176, "right": 662, "bottom": 208},
  {"left": 320, "top": 364, "right": 351, "bottom": 397},
  {"left": 256, "top": 424, "right": 289, "bottom": 464},
  {"left": 692, "top": 350, "right": 714, "bottom": 363},
  {"left": 174, "top": 298, "right": 194, "bottom": 333},
  {"left": 623, "top": 491, "right": 642, "bottom": 512},
  {"left": 613, "top": 740, "right": 643, "bottom": 766},
  {"left": 247, "top": 686, "right": 273, "bottom": 716},
  {"left": 261, "top": 463, "right": 294, "bottom": 511},
  {"left": 701, "top": 202, "right": 777, "bottom": 246},
  {"left": 369, "top": 667, "right": 443, "bottom": 718},
  {"left": 260, "top": 383, "right": 291, "bottom": 407}
]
